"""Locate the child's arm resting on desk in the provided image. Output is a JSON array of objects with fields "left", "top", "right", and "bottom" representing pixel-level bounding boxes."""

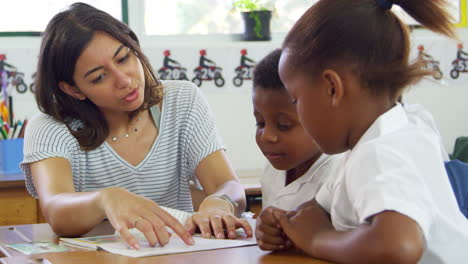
[{"left": 277, "top": 200, "right": 424, "bottom": 264}]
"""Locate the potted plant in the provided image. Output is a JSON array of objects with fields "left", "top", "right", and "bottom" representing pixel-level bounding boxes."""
[{"left": 233, "top": 0, "right": 273, "bottom": 41}]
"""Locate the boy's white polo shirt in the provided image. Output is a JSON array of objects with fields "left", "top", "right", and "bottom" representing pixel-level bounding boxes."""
[
  {"left": 261, "top": 153, "right": 342, "bottom": 211},
  {"left": 316, "top": 103, "right": 468, "bottom": 263}
]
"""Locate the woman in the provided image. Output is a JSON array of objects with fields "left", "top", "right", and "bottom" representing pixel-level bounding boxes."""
[{"left": 21, "top": 2, "right": 251, "bottom": 249}]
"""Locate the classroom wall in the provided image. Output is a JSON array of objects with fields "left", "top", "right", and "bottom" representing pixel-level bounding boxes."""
[{"left": 1, "top": 11, "right": 468, "bottom": 181}]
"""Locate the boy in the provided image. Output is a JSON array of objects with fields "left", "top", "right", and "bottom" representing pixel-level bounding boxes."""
[{"left": 253, "top": 49, "right": 342, "bottom": 251}]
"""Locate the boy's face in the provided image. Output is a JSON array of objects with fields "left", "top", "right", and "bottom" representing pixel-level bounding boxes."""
[{"left": 253, "top": 88, "right": 320, "bottom": 171}]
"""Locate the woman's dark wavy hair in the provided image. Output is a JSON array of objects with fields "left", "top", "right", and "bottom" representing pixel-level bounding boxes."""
[
  {"left": 283, "top": 0, "right": 456, "bottom": 100},
  {"left": 35, "top": 2, "right": 163, "bottom": 150}
]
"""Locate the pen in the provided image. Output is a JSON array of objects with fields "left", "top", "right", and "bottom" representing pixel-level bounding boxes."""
[
  {"left": 2, "top": 122, "right": 9, "bottom": 134},
  {"left": 0, "top": 118, "right": 7, "bottom": 140},
  {"left": 12, "top": 120, "right": 22, "bottom": 139},
  {"left": 10, "top": 121, "right": 18, "bottom": 138},
  {"left": 8, "top": 227, "right": 32, "bottom": 242},
  {"left": 8, "top": 96, "right": 13, "bottom": 126},
  {"left": 18, "top": 119, "right": 27, "bottom": 138}
]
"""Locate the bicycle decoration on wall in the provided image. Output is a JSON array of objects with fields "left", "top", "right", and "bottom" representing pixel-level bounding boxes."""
[
  {"left": 233, "top": 49, "right": 256, "bottom": 87},
  {"left": 158, "top": 50, "right": 189, "bottom": 81},
  {"left": 192, "top": 49, "right": 225, "bottom": 88},
  {"left": 0, "top": 54, "right": 29, "bottom": 94},
  {"left": 450, "top": 43, "right": 468, "bottom": 79}
]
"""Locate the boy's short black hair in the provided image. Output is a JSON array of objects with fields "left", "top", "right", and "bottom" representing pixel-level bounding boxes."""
[{"left": 253, "top": 49, "right": 284, "bottom": 91}]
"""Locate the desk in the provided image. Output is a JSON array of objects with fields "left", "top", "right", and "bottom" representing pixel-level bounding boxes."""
[
  {"left": 0, "top": 174, "right": 45, "bottom": 225},
  {"left": 0, "top": 222, "right": 331, "bottom": 264}
]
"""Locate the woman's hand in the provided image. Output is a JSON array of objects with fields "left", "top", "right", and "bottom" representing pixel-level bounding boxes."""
[
  {"left": 184, "top": 196, "right": 253, "bottom": 239},
  {"left": 256, "top": 206, "right": 292, "bottom": 251},
  {"left": 98, "top": 187, "right": 194, "bottom": 249}
]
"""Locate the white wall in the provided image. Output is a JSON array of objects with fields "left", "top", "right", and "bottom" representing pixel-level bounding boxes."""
[{"left": 1, "top": 3, "right": 468, "bottom": 182}]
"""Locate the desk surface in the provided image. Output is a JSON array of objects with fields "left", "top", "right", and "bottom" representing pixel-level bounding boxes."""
[{"left": 0, "top": 222, "right": 330, "bottom": 264}]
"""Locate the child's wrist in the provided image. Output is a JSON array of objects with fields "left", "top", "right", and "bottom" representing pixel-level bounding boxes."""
[{"left": 308, "top": 229, "right": 332, "bottom": 258}]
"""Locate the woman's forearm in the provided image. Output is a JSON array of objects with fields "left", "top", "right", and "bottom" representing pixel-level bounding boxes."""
[{"left": 41, "top": 190, "right": 107, "bottom": 236}]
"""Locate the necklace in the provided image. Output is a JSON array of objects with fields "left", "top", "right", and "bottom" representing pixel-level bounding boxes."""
[{"left": 111, "top": 116, "right": 140, "bottom": 142}]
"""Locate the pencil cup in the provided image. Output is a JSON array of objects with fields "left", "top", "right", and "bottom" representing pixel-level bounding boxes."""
[{"left": 0, "top": 138, "right": 24, "bottom": 174}]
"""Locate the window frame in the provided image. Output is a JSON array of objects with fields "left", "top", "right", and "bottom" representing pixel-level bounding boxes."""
[{"left": 0, "top": 0, "right": 129, "bottom": 37}]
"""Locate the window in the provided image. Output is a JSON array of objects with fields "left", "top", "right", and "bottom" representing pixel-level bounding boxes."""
[
  {"left": 144, "top": 0, "right": 238, "bottom": 35},
  {"left": 0, "top": 0, "right": 127, "bottom": 36},
  {"left": 144, "top": 0, "right": 465, "bottom": 36},
  {"left": 144, "top": 0, "right": 316, "bottom": 36}
]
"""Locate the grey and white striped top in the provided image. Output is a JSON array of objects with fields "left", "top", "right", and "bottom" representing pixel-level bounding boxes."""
[{"left": 21, "top": 81, "right": 224, "bottom": 212}]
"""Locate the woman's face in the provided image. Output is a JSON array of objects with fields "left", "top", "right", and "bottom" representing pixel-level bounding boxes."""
[{"left": 71, "top": 31, "right": 145, "bottom": 116}]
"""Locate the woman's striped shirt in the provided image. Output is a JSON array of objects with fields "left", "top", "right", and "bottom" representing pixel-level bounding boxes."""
[{"left": 21, "top": 80, "right": 224, "bottom": 212}]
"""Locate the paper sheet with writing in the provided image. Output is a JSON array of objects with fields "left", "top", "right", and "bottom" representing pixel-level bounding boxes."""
[{"left": 100, "top": 206, "right": 257, "bottom": 258}]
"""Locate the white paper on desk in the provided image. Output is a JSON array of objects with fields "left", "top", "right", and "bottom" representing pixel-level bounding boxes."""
[
  {"left": 98, "top": 234, "right": 256, "bottom": 258},
  {"left": 103, "top": 211, "right": 257, "bottom": 258},
  {"left": 159, "top": 206, "right": 193, "bottom": 224}
]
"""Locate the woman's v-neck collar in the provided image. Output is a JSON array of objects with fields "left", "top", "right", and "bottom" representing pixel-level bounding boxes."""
[{"left": 103, "top": 98, "right": 166, "bottom": 170}]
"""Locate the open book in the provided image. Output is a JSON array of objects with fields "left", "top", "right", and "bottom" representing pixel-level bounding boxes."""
[
  {"left": 60, "top": 206, "right": 256, "bottom": 257},
  {"left": 59, "top": 234, "right": 120, "bottom": 250}
]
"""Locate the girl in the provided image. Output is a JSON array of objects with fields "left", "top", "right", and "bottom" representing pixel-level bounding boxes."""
[
  {"left": 21, "top": 3, "right": 251, "bottom": 250},
  {"left": 275, "top": 0, "right": 468, "bottom": 263}
]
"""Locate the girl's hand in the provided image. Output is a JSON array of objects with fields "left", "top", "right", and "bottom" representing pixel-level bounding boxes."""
[
  {"left": 276, "top": 200, "right": 332, "bottom": 254},
  {"left": 256, "top": 206, "right": 292, "bottom": 251},
  {"left": 98, "top": 187, "right": 194, "bottom": 249},
  {"left": 184, "top": 196, "right": 253, "bottom": 239}
]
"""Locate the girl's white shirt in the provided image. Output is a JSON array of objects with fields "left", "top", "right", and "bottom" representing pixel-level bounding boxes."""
[
  {"left": 316, "top": 103, "right": 468, "bottom": 263},
  {"left": 403, "top": 103, "right": 449, "bottom": 161}
]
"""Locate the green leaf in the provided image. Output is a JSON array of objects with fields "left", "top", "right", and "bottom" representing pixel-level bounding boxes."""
[{"left": 232, "top": 0, "right": 268, "bottom": 12}]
